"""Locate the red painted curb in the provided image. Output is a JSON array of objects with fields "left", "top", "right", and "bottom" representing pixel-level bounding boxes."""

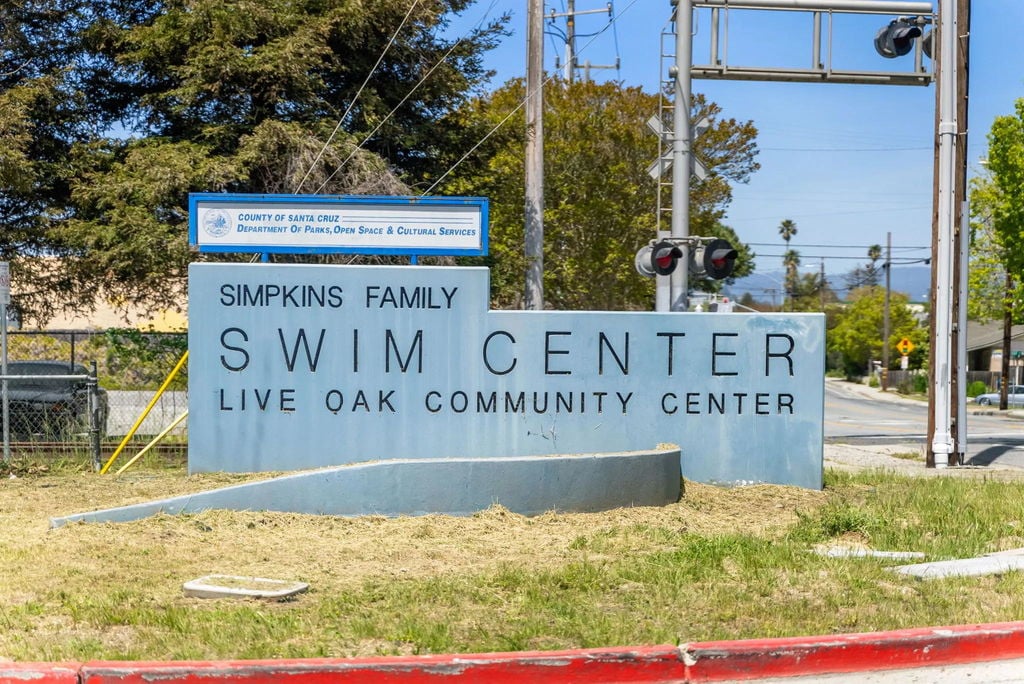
[
  {"left": 26, "top": 621, "right": 1024, "bottom": 682},
  {"left": 78, "top": 646, "right": 686, "bottom": 683},
  {"left": 682, "top": 621, "right": 1024, "bottom": 681},
  {"left": 0, "top": 662, "right": 80, "bottom": 683}
]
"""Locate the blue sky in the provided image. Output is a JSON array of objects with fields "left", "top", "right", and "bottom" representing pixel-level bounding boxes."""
[{"left": 450, "top": 1, "right": 1024, "bottom": 280}]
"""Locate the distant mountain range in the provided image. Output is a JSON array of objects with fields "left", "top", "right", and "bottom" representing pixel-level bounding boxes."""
[{"left": 724, "top": 266, "right": 932, "bottom": 304}]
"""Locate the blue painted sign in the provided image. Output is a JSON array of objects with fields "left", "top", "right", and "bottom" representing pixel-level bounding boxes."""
[
  {"left": 188, "top": 193, "right": 488, "bottom": 256},
  {"left": 188, "top": 264, "right": 825, "bottom": 488}
]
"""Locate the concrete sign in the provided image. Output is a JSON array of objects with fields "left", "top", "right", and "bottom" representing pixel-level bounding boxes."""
[
  {"left": 188, "top": 193, "right": 488, "bottom": 256},
  {"left": 188, "top": 264, "right": 825, "bottom": 488}
]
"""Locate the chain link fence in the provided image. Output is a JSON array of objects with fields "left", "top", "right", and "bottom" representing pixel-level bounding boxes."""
[{"left": 2, "top": 329, "right": 187, "bottom": 464}]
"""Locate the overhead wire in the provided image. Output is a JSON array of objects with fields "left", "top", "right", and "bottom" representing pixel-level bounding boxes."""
[
  {"left": 755, "top": 253, "right": 930, "bottom": 261},
  {"left": 425, "top": 0, "right": 642, "bottom": 195},
  {"left": 759, "top": 145, "right": 930, "bottom": 152},
  {"left": 746, "top": 241, "right": 929, "bottom": 251},
  {"left": 729, "top": 205, "right": 931, "bottom": 221},
  {"left": 312, "top": 0, "right": 501, "bottom": 195},
  {"left": 294, "top": 0, "right": 422, "bottom": 194},
  {"left": 610, "top": 1, "right": 622, "bottom": 78}
]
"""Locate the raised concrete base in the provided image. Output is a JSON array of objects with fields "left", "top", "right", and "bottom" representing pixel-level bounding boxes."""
[
  {"left": 890, "top": 555, "right": 1024, "bottom": 579},
  {"left": 50, "top": 448, "right": 681, "bottom": 527}
]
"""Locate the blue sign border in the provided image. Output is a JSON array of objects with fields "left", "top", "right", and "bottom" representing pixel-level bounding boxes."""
[{"left": 188, "top": 193, "right": 489, "bottom": 257}]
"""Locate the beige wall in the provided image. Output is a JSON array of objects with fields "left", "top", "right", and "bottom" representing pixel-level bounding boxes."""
[{"left": 34, "top": 304, "right": 186, "bottom": 332}]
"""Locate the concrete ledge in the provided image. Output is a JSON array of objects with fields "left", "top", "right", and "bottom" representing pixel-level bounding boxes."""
[{"left": 50, "top": 449, "right": 681, "bottom": 527}]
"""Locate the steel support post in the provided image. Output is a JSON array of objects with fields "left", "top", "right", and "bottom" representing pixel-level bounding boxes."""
[
  {"left": 930, "top": 0, "right": 956, "bottom": 467},
  {"left": 671, "top": 0, "right": 693, "bottom": 311}
]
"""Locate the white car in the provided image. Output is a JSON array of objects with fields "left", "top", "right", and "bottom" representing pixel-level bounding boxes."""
[{"left": 974, "top": 385, "right": 1024, "bottom": 407}]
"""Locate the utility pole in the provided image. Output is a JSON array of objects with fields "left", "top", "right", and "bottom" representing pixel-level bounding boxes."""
[
  {"left": 925, "top": 0, "right": 968, "bottom": 467},
  {"left": 565, "top": 0, "right": 576, "bottom": 81},
  {"left": 549, "top": 2, "right": 618, "bottom": 82},
  {"left": 1001, "top": 273, "right": 1013, "bottom": 410},
  {"left": 525, "top": 0, "right": 544, "bottom": 310},
  {"left": 819, "top": 259, "right": 826, "bottom": 311},
  {"left": 952, "top": 0, "right": 970, "bottom": 464},
  {"left": 926, "top": 0, "right": 957, "bottom": 468},
  {"left": 883, "top": 231, "right": 891, "bottom": 391}
]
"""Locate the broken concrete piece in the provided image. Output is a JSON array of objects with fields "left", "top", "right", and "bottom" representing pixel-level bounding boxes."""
[
  {"left": 890, "top": 556, "right": 1024, "bottom": 579},
  {"left": 815, "top": 546, "right": 926, "bottom": 560},
  {"left": 183, "top": 575, "right": 309, "bottom": 599}
]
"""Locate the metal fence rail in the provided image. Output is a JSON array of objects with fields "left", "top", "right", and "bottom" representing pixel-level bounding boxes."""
[{"left": 1, "top": 330, "right": 188, "bottom": 464}]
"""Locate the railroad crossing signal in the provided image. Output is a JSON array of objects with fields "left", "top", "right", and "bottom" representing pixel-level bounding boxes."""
[
  {"left": 635, "top": 240, "right": 684, "bottom": 277},
  {"left": 646, "top": 115, "right": 711, "bottom": 180},
  {"left": 690, "top": 238, "right": 738, "bottom": 280},
  {"left": 874, "top": 18, "right": 924, "bottom": 59},
  {"left": 635, "top": 237, "right": 737, "bottom": 281}
]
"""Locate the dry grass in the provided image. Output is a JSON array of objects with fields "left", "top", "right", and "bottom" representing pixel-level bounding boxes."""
[
  {"left": 8, "top": 467, "right": 825, "bottom": 591},
  {"left": 0, "top": 463, "right": 826, "bottom": 660}
]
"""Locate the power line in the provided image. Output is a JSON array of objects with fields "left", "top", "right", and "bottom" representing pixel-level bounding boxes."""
[
  {"left": 730, "top": 205, "right": 931, "bottom": 221},
  {"left": 610, "top": 2, "right": 622, "bottom": 78},
  {"left": 313, "top": 0, "right": 501, "bottom": 195},
  {"left": 746, "top": 241, "right": 929, "bottom": 251},
  {"left": 759, "top": 146, "right": 930, "bottom": 152},
  {"left": 755, "top": 253, "right": 932, "bottom": 262},
  {"left": 294, "top": 0, "right": 422, "bottom": 193},
  {"left": 425, "top": 0, "right": 642, "bottom": 194}
]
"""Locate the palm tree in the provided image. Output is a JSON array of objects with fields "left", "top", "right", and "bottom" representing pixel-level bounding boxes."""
[
  {"left": 865, "top": 244, "right": 883, "bottom": 287},
  {"left": 867, "top": 244, "right": 882, "bottom": 263},
  {"left": 783, "top": 248, "right": 801, "bottom": 310},
  {"left": 778, "top": 219, "right": 798, "bottom": 248}
]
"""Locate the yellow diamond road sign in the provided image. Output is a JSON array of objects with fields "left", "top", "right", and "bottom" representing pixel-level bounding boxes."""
[{"left": 897, "top": 338, "right": 914, "bottom": 355}]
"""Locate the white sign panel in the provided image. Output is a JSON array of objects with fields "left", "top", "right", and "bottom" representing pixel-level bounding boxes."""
[
  {"left": 0, "top": 262, "right": 9, "bottom": 305},
  {"left": 189, "top": 193, "right": 488, "bottom": 257}
]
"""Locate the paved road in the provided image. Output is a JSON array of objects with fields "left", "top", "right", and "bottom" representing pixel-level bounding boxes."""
[{"left": 824, "top": 379, "right": 1024, "bottom": 471}]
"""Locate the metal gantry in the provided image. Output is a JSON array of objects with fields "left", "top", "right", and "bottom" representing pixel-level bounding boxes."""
[
  {"left": 691, "top": 0, "right": 934, "bottom": 85},
  {"left": 662, "top": 0, "right": 962, "bottom": 468},
  {"left": 655, "top": 0, "right": 935, "bottom": 313}
]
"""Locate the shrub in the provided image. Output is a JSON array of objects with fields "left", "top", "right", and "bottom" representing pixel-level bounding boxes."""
[
  {"left": 966, "top": 380, "right": 989, "bottom": 398},
  {"left": 912, "top": 372, "right": 929, "bottom": 394}
]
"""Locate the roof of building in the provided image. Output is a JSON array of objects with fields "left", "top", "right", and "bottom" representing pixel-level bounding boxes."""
[{"left": 966, "top": 320, "right": 1024, "bottom": 353}]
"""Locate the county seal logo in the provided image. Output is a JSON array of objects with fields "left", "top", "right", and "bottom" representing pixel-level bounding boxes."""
[{"left": 202, "top": 209, "right": 231, "bottom": 238}]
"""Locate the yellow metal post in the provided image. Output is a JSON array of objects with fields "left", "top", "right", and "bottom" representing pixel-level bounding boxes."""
[
  {"left": 114, "top": 410, "right": 188, "bottom": 475},
  {"left": 100, "top": 350, "right": 189, "bottom": 475}
]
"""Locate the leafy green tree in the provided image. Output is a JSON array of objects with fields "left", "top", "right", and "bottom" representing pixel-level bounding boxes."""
[
  {"left": 968, "top": 175, "right": 1021, "bottom": 323},
  {"left": 970, "top": 111, "right": 1024, "bottom": 328},
  {"left": 786, "top": 270, "right": 838, "bottom": 313},
  {"left": 1, "top": 0, "right": 508, "bottom": 322},
  {"left": 442, "top": 79, "right": 759, "bottom": 310},
  {"left": 971, "top": 106, "right": 1024, "bottom": 407},
  {"left": 828, "top": 286, "right": 926, "bottom": 377},
  {"left": 985, "top": 99, "right": 1024, "bottom": 276}
]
